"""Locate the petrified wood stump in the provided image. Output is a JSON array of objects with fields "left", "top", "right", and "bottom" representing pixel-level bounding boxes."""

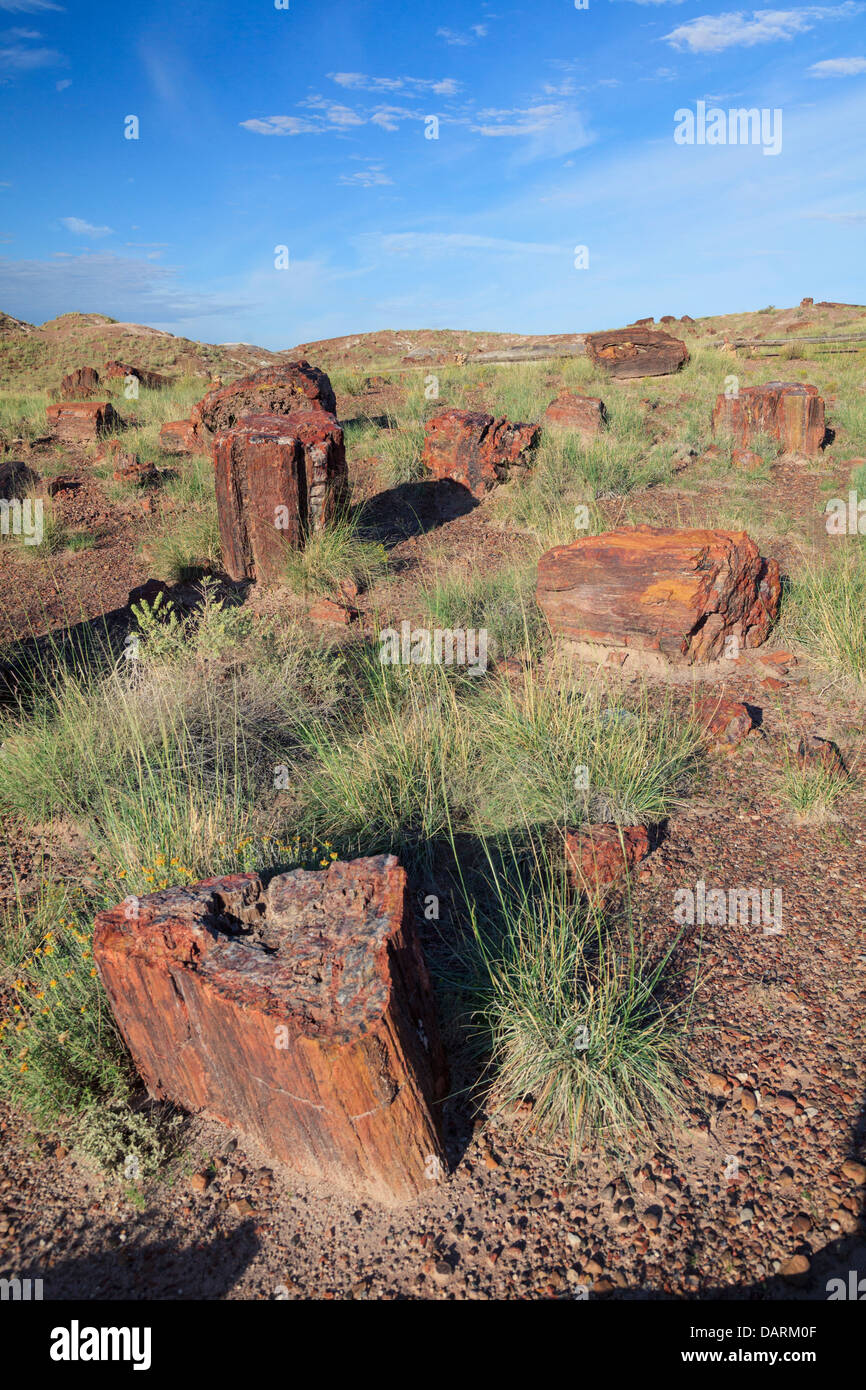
[
  {"left": 213, "top": 410, "right": 348, "bottom": 585},
  {"left": 421, "top": 408, "right": 539, "bottom": 498},
  {"left": 46, "top": 400, "right": 119, "bottom": 443},
  {"left": 193, "top": 360, "right": 336, "bottom": 438},
  {"left": 712, "top": 381, "right": 827, "bottom": 456},
  {"left": 536, "top": 526, "right": 781, "bottom": 662},
  {"left": 59, "top": 366, "right": 100, "bottom": 399},
  {"left": 103, "top": 360, "right": 169, "bottom": 390},
  {"left": 93, "top": 856, "right": 448, "bottom": 1205},
  {"left": 585, "top": 328, "right": 689, "bottom": 379}
]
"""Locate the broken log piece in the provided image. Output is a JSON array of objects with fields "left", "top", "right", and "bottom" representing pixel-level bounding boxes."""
[
  {"left": 46, "top": 401, "right": 120, "bottom": 443},
  {"left": 585, "top": 328, "right": 689, "bottom": 379},
  {"left": 93, "top": 856, "right": 448, "bottom": 1205},
  {"left": 564, "top": 824, "right": 650, "bottom": 895},
  {"left": 213, "top": 410, "right": 348, "bottom": 585},
  {"left": 192, "top": 360, "right": 337, "bottom": 437},
  {"left": 536, "top": 526, "right": 781, "bottom": 662},
  {"left": 542, "top": 392, "right": 607, "bottom": 441},
  {"left": 421, "top": 408, "right": 539, "bottom": 498}
]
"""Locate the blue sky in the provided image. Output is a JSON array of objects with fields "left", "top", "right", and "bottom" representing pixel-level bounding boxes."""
[{"left": 0, "top": 0, "right": 865, "bottom": 347}]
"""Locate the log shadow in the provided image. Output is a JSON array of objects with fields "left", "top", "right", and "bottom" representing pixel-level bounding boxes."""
[
  {"left": 357, "top": 479, "right": 478, "bottom": 549},
  {"left": 15, "top": 1220, "right": 262, "bottom": 1301}
]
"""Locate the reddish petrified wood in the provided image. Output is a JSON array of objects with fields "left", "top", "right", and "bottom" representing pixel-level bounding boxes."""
[
  {"left": 213, "top": 410, "right": 348, "bottom": 585},
  {"left": 93, "top": 856, "right": 448, "bottom": 1205},
  {"left": 158, "top": 419, "right": 207, "bottom": 455},
  {"left": 536, "top": 526, "right": 781, "bottom": 662},
  {"left": 46, "top": 400, "right": 119, "bottom": 443},
  {"left": 421, "top": 408, "right": 539, "bottom": 498},
  {"left": 564, "top": 824, "right": 650, "bottom": 895},
  {"left": 542, "top": 392, "right": 607, "bottom": 441},
  {"left": 192, "top": 361, "right": 337, "bottom": 437},
  {"left": 59, "top": 366, "right": 100, "bottom": 399},
  {"left": 712, "top": 382, "right": 827, "bottom": 457},
  {"left": 795, "top": 734, "right": 847, "bottom": 779},
  {"left": 694, "top": 695, "right": 755, "bottom": 752},
  {"left": 585, "top": 328, "right": 689, "bottom": 379},
  {"left": 103, "top": 360, "right": 169, "bottom": 390}
]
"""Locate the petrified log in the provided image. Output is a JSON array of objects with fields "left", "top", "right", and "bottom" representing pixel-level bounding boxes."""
[
  {"left": 103, "top": 359, "right": 169, "bottom": 390},
  {"left": 564, "top": 824, "right": 650, "bottom": 895},
  {"left": 59, "top": 366, "right": 100, "bottom": 399},
  {"left": 193, "top": 361, "right": 336, "bottom": 438},
  {"left": 542, "top": 391, "right": 607, "bottom": 441},
  {"left": 93, "top": 856, "right": 448, "bottom": 1205},
  {"left": 712, "top": 381, "right": 827, "bottom": 456},
  {"left": 421, "top": 408, "right": 539, "bottom": 498},
  {"left": 46, "top": 400, "right": 119, "bottom": 443},
  {"left": 585, "top": 328, "right": 688, "bottom": 380},
  {"left": 214, "top": 410, "right": 348, "bottom": 585},
  {"left": 536, "top": 526, "right": 781, "bottom": 662},
  {"left": 158, "top": 419, "right": 208, "bottom": 455}
]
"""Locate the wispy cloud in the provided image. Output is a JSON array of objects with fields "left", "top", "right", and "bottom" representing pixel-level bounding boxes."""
[
  {"left": 803, "top": 209, "right": 866, "bottom": 222},
  {"left": 810, "top": 55, "right": 866, "bottom": 74},
  {"left": 665, "top": 4, "right": 864, "bottom": 54},
  {"left": 378, "top": 232, "right": 564, "bottom": 256},
  {"left": 0, "top": 40, "right": 61, "bottom": 68},
  {"left": 340, "top": 162, "right": 393, "bottom": 188},
  {"left": 60, "top": 216, "right": 114, "bottom": 238},
  {"left": 240, "top": 115, "right": 320, "bottom": 136},
  {"left": 330, "top": 72, "right": 459, "bottom": 96},
  {"left": 436, "top": 24, "right": 488, "bottom": 46},
  {"left": 0, "top": 1, "right": 63, "bottom": 11},
  {"left": 0, "top": 250, "right": 248, "bottom": 326}
]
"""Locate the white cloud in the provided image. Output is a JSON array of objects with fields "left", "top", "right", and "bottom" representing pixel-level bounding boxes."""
[
  {"left": 0, "top": 250, "right": 249, "bottom": 326},
  {"left": 340, "top": 164, "right": 393, "bottom": 187},
  {"left": 0, "top": 40, "right": 61, "bottom": 68},
  {"left": 665, "top": 5, "right": 864, "bottom": 54},
  {"left": 0, "top": 1, "right": 63, "bottom": 11},
  {"left": 240, "top": 115, "right": 321, "bottom": 135},
  {"left": 60, "top": 216, "right": 113, "bottom": 237},
  {"left": 329, "top": 72, "right": 459, "bottom": 96},
  {"left": 810, "top": 55, "right": 866, "bottom": 74},
  {"left": 436, "top": 24, "right": 488, "bottom": 46}
]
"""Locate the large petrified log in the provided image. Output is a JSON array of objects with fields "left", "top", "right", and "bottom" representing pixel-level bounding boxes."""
[
  {"left": 585, "top": 328, "right": 689, "bottom": 379},
  {"left": 711, "top": 381, "right": 827, "bottom": 456},
  {"left": 421, "top": 408, "right": 539, "bottom": 498},
  {"left": 193, "top": 361, "right": 336, "bottom": 438},
  {"left": 59, "top": 366, "right": 100, "bottom": 399},
  {"left": 542, "top": 391, "right": 607, "bottom": 441},
  {"left": 213, "top": 410, "right": 348, "bottom": 585},
  {"left": 93, "top": 856, "right": 448, "bottom": 1205},
  {"left": 46, "top": 400, "right": 120, "bottom": 443},
  {"left": 536, "top": 526, "right": 781, "bottom": 662}
]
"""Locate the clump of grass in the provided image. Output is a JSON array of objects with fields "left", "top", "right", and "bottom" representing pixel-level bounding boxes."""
[
  {"left": 0, "top": 883, "right": 134, "bottom": 1128},
  {"left": 474, "top": 666, "right": 702, "bottom": 831},
  {"left": 283, "top": 509, "right": 388, "bottom": 596},
  {"left": 423, "top": 562, "right": 546, "bottom": 662},
  {"left": 782, "top": 549, "right": 866, "bottom": 683},
  {"left": 146, "top": 509, "right": 221, "bottom": 581},
  {"left": 376, "top": 417, "right": 427, "bottom": 487},
  {"left": 777, "top": 746, "right": 850, "bottom": 821},
  {"left": 462, "top": 839, "right": 689, "bottom": 1162}
]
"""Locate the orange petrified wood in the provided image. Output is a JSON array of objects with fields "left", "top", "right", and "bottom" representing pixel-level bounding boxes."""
[
  {"left": 93, "top": 856, "right": 448, "bottom": 1205},
  {"left": 536, "top": 526, "right": 780, "bottom": 662}
]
